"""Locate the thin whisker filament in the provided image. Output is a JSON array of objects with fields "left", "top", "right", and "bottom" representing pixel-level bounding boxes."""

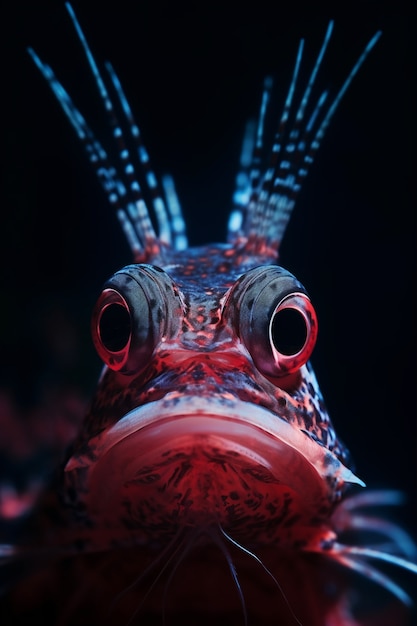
[
  {"left": 209, "top": 527, "right": 248, "bottom": 626},
  {"left": 219, "top": 526, "right": 303, "bottom": 626}
]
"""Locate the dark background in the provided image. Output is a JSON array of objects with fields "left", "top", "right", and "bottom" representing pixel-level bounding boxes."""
[{"left": 2, "top": 0, "right": 416, "bottom": 543}]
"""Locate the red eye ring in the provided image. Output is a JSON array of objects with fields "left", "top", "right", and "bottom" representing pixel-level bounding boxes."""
[
  {"left": 99, "top": 302, "right": 132, "bottom": 353},
  {"left": 268, "top": 293, "right": 318, "bottom": 376},
  {"left": 92, "top": 289, "right": 133, "bottom": 372}
]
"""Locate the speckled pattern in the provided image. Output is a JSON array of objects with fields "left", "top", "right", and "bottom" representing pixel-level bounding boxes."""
[
  {"left": 4, "top": 8, "right": 416, "bottom": 626},
  {"left": 60, "top": 243, "right": 349, "bottom": 549}
]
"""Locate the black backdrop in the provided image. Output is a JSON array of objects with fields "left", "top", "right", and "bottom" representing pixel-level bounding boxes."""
[{"left": 3, "top": 1, "right": 416, "bottom": 542}]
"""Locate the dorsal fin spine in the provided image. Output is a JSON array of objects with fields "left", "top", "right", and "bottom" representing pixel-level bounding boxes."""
[{"left": 228, "top": 23, "right": 381, "bottom": 255}]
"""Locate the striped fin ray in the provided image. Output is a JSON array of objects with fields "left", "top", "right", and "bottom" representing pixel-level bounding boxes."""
[
  {"left": 255, "top": 23, "right": 333, "bottom": 245},
  {"left": 236, "top": 38, "right": 306, "bottom": 245},
  {"left": 229, "top": 24, "right": 381, "bottom": 256},
  {"left": 249, "top": 76, "right": 274, "bottom": 196},
  {"left": 64, "top": 3, "right": 178, "bottom": 256},
  {"left": 227, "top": 77, "right": 273, "bottom": 243},
  {"left": 227, "top": 119, "right": 257, "bottom": 241},
  {"left": 27, "top": 47, "right": 144, "bottom": 259},
  {"left": 104, "top": 61, "right": 184, "bottom": 249},
  {"left": 267, "top": 28, "right": 382, "bottom": 248},
  {"left": 160, "top": 175, "right": 188, "bottom": 251},
  {"left": 228, "top": 76, "right": 273, "bottom": 242},
  {"left": 28, "top": 2, "right": 187, "bottom": 262}
]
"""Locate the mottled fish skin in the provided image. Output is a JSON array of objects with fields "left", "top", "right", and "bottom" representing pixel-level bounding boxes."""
[{"left": 1, "top": 5, "right": 416, "bottom": 626}]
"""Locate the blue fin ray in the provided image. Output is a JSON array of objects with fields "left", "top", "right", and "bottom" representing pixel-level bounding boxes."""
[
  {"left": 229, "top": 23, "right": 381, "bottom": 255},
  {"left": 28, "top": 3, "right": 190, "bottom": 262},
  {"left": 29, "top": 5, "right": 380, "bottom": 262}
]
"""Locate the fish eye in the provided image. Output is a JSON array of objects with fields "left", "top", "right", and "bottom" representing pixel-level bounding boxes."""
[
  {"left": 267, "top": 292, "right": 317, "bottom": 375},
  {"left": 92, "top": 287, "right": 140, "bottom": 373},
  {"left": 91, "top": 265, "right": 179, "bottom": 374},
  {"left": 230, "top": 266, "right": 318, "bottom": 378},
  {"left": 98, "top": 301, "right": 132, "bottom": 352},
  {"left": 270, "top": 302, "right": 307, "bottom": 356}
]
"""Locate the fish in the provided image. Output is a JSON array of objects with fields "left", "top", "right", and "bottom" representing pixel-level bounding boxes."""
[{"left": 1, "top": 4, "right": 416, "bottom": 626}]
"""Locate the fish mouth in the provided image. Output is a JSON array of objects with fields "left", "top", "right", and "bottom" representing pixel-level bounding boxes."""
[{"left": 65, "top": 394, "right": 363, "bottom": 543}]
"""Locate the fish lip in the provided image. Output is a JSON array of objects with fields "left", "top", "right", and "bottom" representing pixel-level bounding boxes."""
[
  {"left": 66, "top": 394, "right": 363, "bottom": 492},
  {"left": 64, "top": 394, "right": 365, "bottom": 537}
]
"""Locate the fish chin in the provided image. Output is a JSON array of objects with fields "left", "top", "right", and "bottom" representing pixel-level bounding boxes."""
[{"left": 65, "top": 395, "right": 363, "bottom": 546}]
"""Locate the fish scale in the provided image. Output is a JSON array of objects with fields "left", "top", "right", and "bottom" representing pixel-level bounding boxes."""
[{"left": 2, "top": 4, "right": 416, "bottom": 626}]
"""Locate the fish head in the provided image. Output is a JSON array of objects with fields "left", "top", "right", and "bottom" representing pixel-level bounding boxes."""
[{"left": 64, "top": 245, "right": 361, "bottom": 550}]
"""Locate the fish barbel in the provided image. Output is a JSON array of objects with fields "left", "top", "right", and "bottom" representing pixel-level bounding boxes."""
[{"left": 1, "top": 5, "right": 416, "bottom": 626}]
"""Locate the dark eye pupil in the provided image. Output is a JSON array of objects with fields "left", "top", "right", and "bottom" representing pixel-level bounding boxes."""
[
  {"left": 99, "top": 303, "right": 131, "bottom": 352},
  {"left": 271, "top": 308, "right": 307, "bottom": 355}
]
